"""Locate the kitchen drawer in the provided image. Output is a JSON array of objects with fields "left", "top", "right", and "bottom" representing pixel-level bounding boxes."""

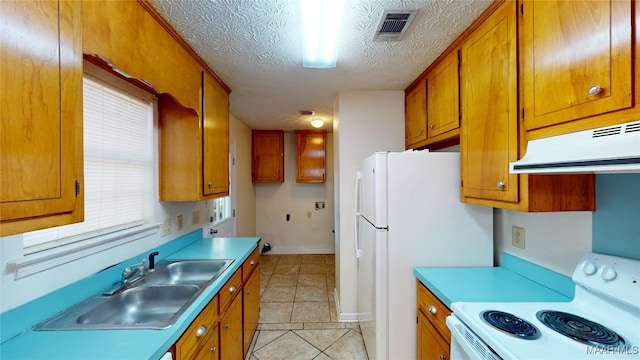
[
  {"left": 417, "top": 281, "right": 451, "bottom": 340},
  {"left": 219, "top": 268, "right": 242, "bottom": 312},
  {"left": 175, "top": 294, "right": 218, "bottom": 360},
  {"left": 242, "top": 247, "right": 260, "bottom": 282}
]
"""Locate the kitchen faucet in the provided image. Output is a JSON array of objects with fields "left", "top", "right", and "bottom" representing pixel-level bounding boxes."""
[{"left": 121, "top": 258, "right": 148, "bottom": 284}]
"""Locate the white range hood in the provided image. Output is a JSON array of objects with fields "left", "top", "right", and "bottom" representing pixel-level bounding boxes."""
[{"left": 510, "top": 120, "right": 640, "bottom": 174}]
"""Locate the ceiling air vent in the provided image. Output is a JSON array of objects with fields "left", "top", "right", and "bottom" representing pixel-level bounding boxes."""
[{"left": 374, "top": 10, "right": 418, "bottom": 41}]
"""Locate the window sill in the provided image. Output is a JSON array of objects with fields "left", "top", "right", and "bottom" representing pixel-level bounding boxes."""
[{"left": 8, "top": 223, "right": 161, "bottom": 280}]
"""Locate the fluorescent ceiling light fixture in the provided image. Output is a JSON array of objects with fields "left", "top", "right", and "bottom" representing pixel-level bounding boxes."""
[
  {"left": 301, "top": 0, "right": 343, "bottom": 68},
  {"left": 310, "top": 118, "right": 324, "bottom": 128}
]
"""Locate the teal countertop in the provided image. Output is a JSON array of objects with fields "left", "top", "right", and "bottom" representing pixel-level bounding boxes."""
[
  {"left": 414, "top": 253, "right": 574, "bottom": 308},
  {"left": 0, "top": 231, "right": 260, "bottom": 360}
]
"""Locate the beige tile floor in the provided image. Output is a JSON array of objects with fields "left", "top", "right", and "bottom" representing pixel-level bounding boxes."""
[{"left": 247, "top": 254, "right": 368, "bottom": 360}]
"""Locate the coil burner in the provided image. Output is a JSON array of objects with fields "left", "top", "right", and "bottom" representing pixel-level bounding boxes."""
[
  {"left": 536, "top": 310, "right": 626, "bottom": 348},
  {"left": 481, "top": 310, "right": 540, "bottom": 340}
]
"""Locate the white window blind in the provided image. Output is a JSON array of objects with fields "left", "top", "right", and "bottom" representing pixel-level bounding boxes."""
[{"left": 23, "top": 76, "right": 153, "bottom": 252}]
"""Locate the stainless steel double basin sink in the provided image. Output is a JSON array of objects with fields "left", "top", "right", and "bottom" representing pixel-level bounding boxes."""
[{"left": 35, "top": 259, "right": 233, "bottom": 330}]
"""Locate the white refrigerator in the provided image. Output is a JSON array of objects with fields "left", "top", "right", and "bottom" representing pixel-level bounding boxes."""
[{"left": 355, "top": 151, "right": 493, "bottom": 360}]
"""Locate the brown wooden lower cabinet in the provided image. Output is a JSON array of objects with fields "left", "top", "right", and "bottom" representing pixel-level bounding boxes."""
[
  {"left": 173, "top": 247, "right": 260, "bottom": 360},
  {"left": 220, "top": 292, "right": 243, "bottom": 359},
  {"left": 417, "top": 280, "right": 451, "bottom": 360}
]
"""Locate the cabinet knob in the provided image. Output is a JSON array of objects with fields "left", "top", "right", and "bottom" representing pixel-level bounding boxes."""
[
  {"left": 225, "top": 322, "right": 231, "bottom": 329},
  {"left": 428, "top": 305, "right": 437, "bottom": 315},
  {"left": 246, "top": 290, "right": 251, "bottom": 295},
  {"left": 418, "top": 129, "right": 424, "bottom": 135},
  {"left": 588, "top": 85, "right": 602, "bottom": 96},
  {"left": 210, "top": 346, "right": 217, "bottom": 353},
  {"left": 196, "top": 325, "right": 207, "bottom": 337},
  {"left": 250, "top": 260, "right": 255, "bottom": 265},
  {"left": 429, "top": 124, "right": 435, "bottom": 129},
  {"left": 497, "top": 181, "right": 505, "bottom": 189},
  {"left": 440, "top": 355, "right": 447, "bottom": 360},
  {"left": 229, "top": 285, "right": 236, "bottom": 293},
  {"left": 207, "top": 182, "right": 213, "bottom": 187}
]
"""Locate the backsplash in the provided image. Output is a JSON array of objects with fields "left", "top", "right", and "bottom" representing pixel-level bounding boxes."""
[{"left": 593, "top": 174, "right": 640, "bottom": 260}]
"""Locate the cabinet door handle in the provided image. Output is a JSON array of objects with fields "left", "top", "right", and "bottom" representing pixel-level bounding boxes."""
[
  {"left": 428, "top": 305, "right": 437, "bottom": 315},
  {"left": 430, "top": 124, "right": 435, "bottom": 129},
  {"left": 497, "top": 181, "right": 505, "bottom": 189},
  {"left": 439, "top": 355, "right": 447, "bottom": 360},
  {"left": 229, "top": 285, "right": 236, "bottom": 293},
  {"left": 588, "top": 85, "right": 602, "bottom": 96},
  {"left": 225, "top": 322, "right": 231, "bottom": 328},
  {"left": 210, "top": 346, "right": 217, "bottom": 353},
  {"left": 196, "top": 325, "right": 207, "bottom": 337},
  {"left": 250, "top": 260, "right": 255, "bottom": 265},
  {"left": 207, "top": 182, "right": 213, "bottom": 187}
]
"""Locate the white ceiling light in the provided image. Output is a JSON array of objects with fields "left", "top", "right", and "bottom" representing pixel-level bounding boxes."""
[
  {"left": 310, "top": 118, "right": 324, "bottom": 128},
  {"left": 301, "top": 0, "right": 343, "bottom": 68}
]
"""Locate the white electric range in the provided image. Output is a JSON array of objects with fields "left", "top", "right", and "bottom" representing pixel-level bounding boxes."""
[{"left": 447, "top": 253, "right": 640, "bottom": 360}]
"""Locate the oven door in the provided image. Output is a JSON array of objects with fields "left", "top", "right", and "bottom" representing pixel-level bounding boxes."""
[{"left": 446, "top": 314, "right": 502, "bottom": 360}]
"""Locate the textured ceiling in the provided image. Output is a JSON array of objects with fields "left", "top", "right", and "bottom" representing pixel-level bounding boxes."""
[{"left": 148, "top": 0, "right": 492, "bottom": 131}]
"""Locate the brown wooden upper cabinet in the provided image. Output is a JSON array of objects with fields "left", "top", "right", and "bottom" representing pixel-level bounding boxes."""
[
  {"left": 426, "top": 50, "right": 460, "bottom": 140},
  {"left": 521, "top": 0, "right": 633, "bottom": 132},
  {"left": 252, "top": 130, "right": 284, "bottom": 183},
  {"left": 460, "top": 0, "right": 594, "bottom": 212},
  {"left": 0, "top": 1, "right": 84, "bottom": 236},
  {"left": 405, "top": 81, "right": 428, "bottom": 148},
  {"left": 159, "top": 72, "right": 230, "bottom": 201},
  {"left": 295, "top": 130, "right": 326, "bottom": 183}
]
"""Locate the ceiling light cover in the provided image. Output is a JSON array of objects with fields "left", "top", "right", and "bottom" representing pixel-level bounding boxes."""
[
  {"left": 301, "top": 0, "right": 343, "bottom": 68},
  {"left": 311, "top": 118, "right": 324, "bottom": 128}
]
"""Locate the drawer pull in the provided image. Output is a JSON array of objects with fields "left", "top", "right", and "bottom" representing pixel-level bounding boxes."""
[
  {"left": 428, "top": 305, "right": 437, "bottom": 315},
  {"left": 196, "top": 325, "right": 207, "bottom": 338},
  {"left": 229, "top": 285, "right": 236, "bottom": 293},
  {"left": 225, "top": 322, "right": 231, "bottom": 329},
  {"left": 440, "top": 355, "right": 447, "bottom": 360},
  {"left": 250, "top": 260, "right": 255, "bottom": 265},
  {"left": 211, "top": 346, "right": 217, "bottom": 353}
]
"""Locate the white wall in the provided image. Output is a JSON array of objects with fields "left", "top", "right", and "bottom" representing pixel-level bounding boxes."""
[
  {"left": 229, "top": 114, "right": 256, "bottom": 237},
  {"left": 255, "top": 132, "right": 335, "bottom": 254},
  {"left": 494, "top": 209, "right": 592, "bottom": 276},
  {"left": 333, "top": 91, "right": 405, "bottom": 319}
]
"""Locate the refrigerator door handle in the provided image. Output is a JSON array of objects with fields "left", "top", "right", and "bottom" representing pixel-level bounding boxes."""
[{"left": 354, "top": 171, "right": 363, "bottom": 258}]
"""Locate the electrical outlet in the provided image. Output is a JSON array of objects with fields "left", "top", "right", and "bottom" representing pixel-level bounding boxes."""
[
  {"left": 160, "top": 218, "right": 171, "bottom": 237},
  {"left": 177, "top": 215, "right": 184, "bottom": 230},
  {"left": 512, "top": 226, "right": 525, "bottom": 249},
  {"left": 192, "top": 211, "right": 200, "bottom": 225},
  {"left": 315, "top": 201, "right": 325, "bottom": 210}
]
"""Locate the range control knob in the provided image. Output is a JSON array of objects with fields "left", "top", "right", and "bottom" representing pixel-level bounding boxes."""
[
  {"left": 601, "top": 265, "right": 617, "bottom": 281},
  {"left": 582, "top": 261, "right": 597, "bottom": 275}
]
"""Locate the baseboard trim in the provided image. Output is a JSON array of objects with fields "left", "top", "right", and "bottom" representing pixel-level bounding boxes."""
[
  {"left": 334, "top": 288, "right": 359, "bottom": 322},
  {"left": 261, "top": 248, "right": 335, "bottom": 255}
]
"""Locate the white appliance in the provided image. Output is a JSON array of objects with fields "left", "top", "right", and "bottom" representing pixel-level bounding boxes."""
[
  {"left": 510, "top": 120, "right": 640, "bottom": 174},
  {"left": 355, "top": 151, "right": 493, "bottom": 360},
  {"left": 447, "top": 252, "right": 640, "bottom": 360}
]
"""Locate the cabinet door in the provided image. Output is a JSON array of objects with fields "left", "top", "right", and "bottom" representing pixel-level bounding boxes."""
[
  {"left": 0, "top": 0, "right": 83, "bottom": 236},
  {"left": 220, "top": 293, "right": 243, "bottom": 360},
  {"left": 203, "top": 72, "right": 230, "bottom": 197},
  {"left": 522, "top": 0, "right": 632, "bottom": 130},
  {"left": 427, "top": 51, "right": 460, "bottom": 138},
  {"left": 460, "top": 1, "right": 518, "bottom": 203},
  {"left": 252, "top": 130, "right": 284, "bottom": 183},
  {"left": 417, "top": 311, "right": 450, "bottom": 360},
  {"left": 296, "top": 131, "right": 326, "bottom": 183},
  {"left": 243, "top": 265, "right": 260, "bottom": 357},
  {"left": 405, "top": 81, "right": 428, "bottom": 148},
  {"left": 195, "top": 325, "right": 220, "bottom": 360}
]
